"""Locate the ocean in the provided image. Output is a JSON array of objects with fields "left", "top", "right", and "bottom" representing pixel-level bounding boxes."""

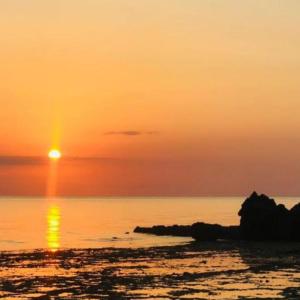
[{"left": 0, "top": 196, "right": 298, "bottom": 251}]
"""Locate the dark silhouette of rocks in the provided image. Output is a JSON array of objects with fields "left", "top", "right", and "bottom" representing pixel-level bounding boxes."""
[
  {"left": 134, "top": 192, "right": 300, "bottom": 242},
  {"left": 290, "top": 203, "right": 300, "bottom": 240},
  {"left": 238, "top": 191, "right": 300, "bottom": 241},
  {"left": 238, "top": 192, "right": 291, "bottom": 241},
  {"left": 191, "top": 223, "right": 224, "bottom": 241},
  {"left": 134, "top": 223, "right": 240, "bottom": 241},
  {"left": 134, "top": 225, "right": 192, "bottom": 237},
  {"left": 191, "top": 223, "right": 240, "bottom": 241}
]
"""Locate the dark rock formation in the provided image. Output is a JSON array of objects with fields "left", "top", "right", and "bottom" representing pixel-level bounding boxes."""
[
  {"left": 239, "top": 191, "right": 300, "bottom": 241},
  {"left": 191, "top": 222, "right": 240, "bottom": 241},
  {"left": 134, "top": 225, "right": 192, "bottom": 237},
  {"left": 134, "top": 222, "right": 240, "bottom": 241},
  {"left": 238, "top": 192, "right": 291, "bottom": 241},
  {"left": 191, "top": 223, "right": 224, "bottom": 241},
  {"left": 290, "top": 203, "right": 300, "bottom": 240},
  {"left": 134, "top": 192, "right": 300, "bottom": 242}
]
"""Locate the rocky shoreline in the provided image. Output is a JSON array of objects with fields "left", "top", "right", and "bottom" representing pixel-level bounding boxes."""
[
  {"left": 135, "top": 192, "right": 300, "bottom": 242},
  {"left": 134, "top": 223, "right": 240, "bottom": 241},
  {"left": 2, "top": 192, "right": 300, "bottom": 299}
]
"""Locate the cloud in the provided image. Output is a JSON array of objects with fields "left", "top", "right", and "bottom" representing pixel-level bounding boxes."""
[
  {"left": 0, "top": 156, "right": 46, "bottom": 166},
  {"left": 104, "top": 131, "right": 159, "bottom": 136},
  {"left": 0, "top": 155, "right": 135, "bottom": 167}
]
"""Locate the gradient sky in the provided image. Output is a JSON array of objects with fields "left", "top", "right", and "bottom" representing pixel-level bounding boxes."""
[{"left": 1, "top": 0, "right": 300, "bottom": 196}]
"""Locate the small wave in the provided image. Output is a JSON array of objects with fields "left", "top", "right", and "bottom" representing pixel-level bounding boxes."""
[
  {"left": 0, "top": 239, "right": 24, "bottom": 244},
  {"left": 82, "top": 236, "right": 142, "bottom": 243}
]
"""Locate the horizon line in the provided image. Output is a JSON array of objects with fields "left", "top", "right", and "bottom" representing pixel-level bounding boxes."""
[{"left": 0, "top": 194, "right": 299, "bottom": 199}]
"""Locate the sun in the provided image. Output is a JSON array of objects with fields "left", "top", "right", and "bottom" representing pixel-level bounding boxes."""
[{"left": 48, "top": 149, "right": 62, "bottom": 160}]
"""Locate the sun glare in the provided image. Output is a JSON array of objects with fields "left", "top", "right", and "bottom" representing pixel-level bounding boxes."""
[{"left": 48, "top": 149, "right": 61, "bottom": 160}]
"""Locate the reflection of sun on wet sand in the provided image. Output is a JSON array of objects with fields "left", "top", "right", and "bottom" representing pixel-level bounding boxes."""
[{"left": 47, "top": 205, "right": 60, "bottom": 252}]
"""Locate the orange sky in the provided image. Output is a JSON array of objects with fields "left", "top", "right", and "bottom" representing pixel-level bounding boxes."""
[{"left": 0, "top": 1, "right": 300, "bottom": 196}]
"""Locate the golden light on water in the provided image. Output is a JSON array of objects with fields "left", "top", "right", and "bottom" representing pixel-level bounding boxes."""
[
  {"left": 48, "top": 149, "right": 61, "bottom": 160},
  {"left": 47, "top": 205, "right": 61, "bottom": 252}
]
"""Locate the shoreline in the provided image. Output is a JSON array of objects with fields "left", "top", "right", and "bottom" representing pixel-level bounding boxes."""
[{"left": 1, "top": 241, "right": 300, "bottom": 299}]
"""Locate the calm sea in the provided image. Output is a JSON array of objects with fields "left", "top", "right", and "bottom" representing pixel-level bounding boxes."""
[{"left": 0, "top": 196, "right": 298, "bottom": 251}]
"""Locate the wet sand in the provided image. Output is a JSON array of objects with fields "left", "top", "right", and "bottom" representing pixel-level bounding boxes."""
[{"left": 1, "top": 241, "right": 300, "bottom": 299}]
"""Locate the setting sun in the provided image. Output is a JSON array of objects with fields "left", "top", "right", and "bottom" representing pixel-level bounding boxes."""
[{"left": 48, "top": 149, "right": 61, "bottom": 160}]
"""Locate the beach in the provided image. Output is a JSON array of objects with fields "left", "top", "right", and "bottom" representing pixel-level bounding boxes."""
[{"left": 1, "top": 241, "right": 300, "bottom": 299}]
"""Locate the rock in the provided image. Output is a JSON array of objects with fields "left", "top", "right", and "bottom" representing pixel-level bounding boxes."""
[
  {"left": 191, "top": 222, "right": 224, "bottom": 241},
  {"left": 134, "top": 223, "right": 240, "bottom": 241},
  {"left": 134, "top": 225, "right": 193, "bottom": 237},
  {"left": 290, "top": 203, "right": 300, "bottom": 241},
  {"left": 239, "top": 192, "right": 291, "bottom": 241},
  {"left": 134, "top": 192, "right": 300, "bottom": 242}
]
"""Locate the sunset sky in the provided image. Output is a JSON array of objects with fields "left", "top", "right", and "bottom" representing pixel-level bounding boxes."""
[{"left": 0, "top": 0, "right": 300, "bottom": 196}]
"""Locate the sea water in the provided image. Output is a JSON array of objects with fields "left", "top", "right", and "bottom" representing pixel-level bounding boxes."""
[{"left": 0, "top": 196, "right": 298, "bottom": 251}]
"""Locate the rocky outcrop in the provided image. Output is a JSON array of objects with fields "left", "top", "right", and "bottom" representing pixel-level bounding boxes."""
[
  {"left": 239, "top": 192, "right": 300, "bottom": 241},
  {"left": 191, "top": 223, "right": 240, "bottom": 241},
  {"left": 135, "top": 192, "right": 300, "bottom": 242},
  {"left": 290, "top": 203, "right": 300, "bottom": 240},
  {"left": 134, "top": 222, "right": 240, "bottom": 241},
  {"left": 238, "top": 192, "right": 291, "bottom": 240},
  {"left": 134, "top": 225, "right": 193, "bottom": 237}
]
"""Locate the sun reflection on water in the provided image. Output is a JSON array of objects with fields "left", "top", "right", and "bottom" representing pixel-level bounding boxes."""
[{"left": 47, "top": 205, "right": 61, "bottom": 252}]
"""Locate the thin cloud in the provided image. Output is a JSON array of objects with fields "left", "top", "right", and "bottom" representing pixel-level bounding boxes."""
[
  {"left": 0, "top": 155, "right": 134, "bottom": 166},
  {"left": 0, "top": 156, "right": 46, "bottom": 166},
  {"left": 104, "top": 131, "right": 159, "bottom": 136}
]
